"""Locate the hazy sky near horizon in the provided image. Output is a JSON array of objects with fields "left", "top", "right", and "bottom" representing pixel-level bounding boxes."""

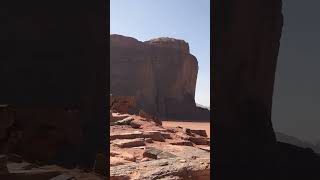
[{"left": 110, "top": 0, "right": 210, "bottom": 107}]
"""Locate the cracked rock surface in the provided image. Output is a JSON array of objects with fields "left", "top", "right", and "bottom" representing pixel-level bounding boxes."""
[{"left": 110, "top": 109, "right": 210, "bottom": 180}]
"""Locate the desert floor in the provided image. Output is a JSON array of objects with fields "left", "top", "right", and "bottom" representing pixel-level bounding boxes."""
[{"left": 162, "top": 121, "right": 211, "bottom": 137}]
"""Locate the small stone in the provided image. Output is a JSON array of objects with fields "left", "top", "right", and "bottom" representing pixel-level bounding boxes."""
[
  {"left": 179, "top": 159, "right": 187, "bottom": 163},
  {"left": 191, "top": 156, "right": 198, "bottom": 160},
  {"left": 115, "top": 117, "right": 134, "bottom": 125},
  {"left": 143, "top": 147, "right": 163, "bottom": 159},
  {"left": 190, "top": 129, "right": 207, "bottom": 137},
  {"left": 121, "top": 152, "right": 136, "bottom": 162},
  {"left": 112, "top": 138, "right": 145, "bottom": 148},
  {"left": 140, "top": 158, "right": 150, "bottom": 162},
  {"left": 143, "top": 131, "right": 165, "bottom": 142},
  {"left": 130, "top": 120, "right": 141, "bottom": 129},
  {"left": 158, "top": 161, "right": 169, "bottom": 166}
]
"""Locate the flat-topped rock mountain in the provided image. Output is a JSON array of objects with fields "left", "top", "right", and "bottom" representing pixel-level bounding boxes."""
[{"left": 110, "top": 34, "right": 209, "bottom": 120}]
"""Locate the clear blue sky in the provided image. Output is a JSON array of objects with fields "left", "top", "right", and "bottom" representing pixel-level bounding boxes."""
[{"left": 110, "top": 0, "right": 210, "bottom": 107}]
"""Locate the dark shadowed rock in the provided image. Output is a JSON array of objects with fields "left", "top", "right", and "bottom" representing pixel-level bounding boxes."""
[
  {"left": 213, "top": 0, "right": 320, "bottom": 179},
  {"left": 129, "top": 120, "right": 142, "bottom": 129},
  {"left": 110, "top": 131, "right": 144, "bottom": 140},
  {"left": 0, "top": 155, "right": 8, "bottom": 173},
  {"left": 143, "top": 147, "right": 163, "bottom": 159},
  {"left": 143, "top": 131, "right": 165, "bottom": 142},
  {"left": 0, "top": 0, "right": 108, "bottom": 169},
  {"left": 93, "top": 153, "right": 105, "bottom": 175},
  {"left": 190, "top": 130, "right": 207, "bottom": 137},
  {"left": 0, "top": 105, "right": 15, "bottom": 140},
  {"left": 7, "top": 154, "right": 23, "bottom": 163}
]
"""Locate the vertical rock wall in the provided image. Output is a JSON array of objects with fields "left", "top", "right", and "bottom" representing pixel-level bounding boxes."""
[
  {"left": 110, "top": 35, "right": 208, "bottom": 120},
  {"left": 213, "top": 0, "right": 283, "bottom": 169}
]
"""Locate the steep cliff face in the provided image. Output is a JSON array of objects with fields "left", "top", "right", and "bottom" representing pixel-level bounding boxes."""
[
  {"left": 110, "top": 35, "right": 208, "bottom": 120},
  {"left": 213, "top": 0, "right": 283, "bottom": 155},
  {"left": 213, "top": 0, "right": 284, "bottom": 177},
  {"left": 213, "top": 0, "right": 320, "bottom": 179}
]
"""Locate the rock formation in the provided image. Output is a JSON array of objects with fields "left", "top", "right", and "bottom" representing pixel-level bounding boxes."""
[
  {"left": 110, "top": 34, "right": 209, "bottom": 120},
  {"left": 213, "top": 0, "right": 320, "bottom": 179}
]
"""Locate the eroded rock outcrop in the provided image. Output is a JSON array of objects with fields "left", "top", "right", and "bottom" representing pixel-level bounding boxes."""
[{"left": 110, "top": 35, "right": 209, "bottom": 120}]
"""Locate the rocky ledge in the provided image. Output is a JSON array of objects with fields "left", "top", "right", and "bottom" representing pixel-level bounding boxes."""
[{"left": 110, "top": 96, "right": 210, "bottom": 179}]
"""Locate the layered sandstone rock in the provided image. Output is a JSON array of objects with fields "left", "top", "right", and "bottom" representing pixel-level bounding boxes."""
[
  {"left": 110, "top": 109, "right": 210, "bottom": 179},
  {"left": 110, "top": 34, "right": 209, "bottom": 120}
]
